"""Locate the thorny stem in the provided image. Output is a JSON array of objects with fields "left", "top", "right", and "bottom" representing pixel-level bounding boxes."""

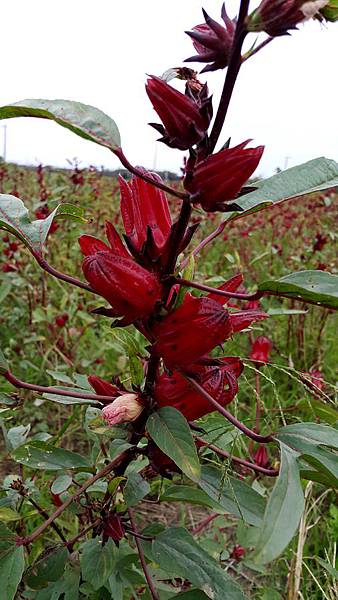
[
  {"left": 3, "top": 369, "right": 115, "bottom": 405},
  {"left": 182, "top": 373, "right": 273, "bottom": 443},
  {"left": 195, "top": 436, "right": 279, "bottom": 477},
  {"left": 173, "top": 276, "right": 263, "bottom": 300},
  {"left": 31, "top": 250, "right": 96, "bottom": 294},
  {"left": 16, "top": 450, "right": 131, "bottom": 546},
  {"left": 115, "top": 147, "right": 188, "bottom": 201},
  {"left": 128, "top": 509, "right": 160, "bottom": 600},
  {"left": 208, "top": 0, "right": 250, "bottom": 153}
]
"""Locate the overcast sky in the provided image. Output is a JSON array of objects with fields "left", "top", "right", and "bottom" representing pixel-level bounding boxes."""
[{"left": 1, "top": 0, "right": 337, "bottom": 176}]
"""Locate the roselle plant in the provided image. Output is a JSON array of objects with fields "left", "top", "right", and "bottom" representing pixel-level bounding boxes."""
[{"left": 0, "top": 2, "right": 338, "bottom": 599}]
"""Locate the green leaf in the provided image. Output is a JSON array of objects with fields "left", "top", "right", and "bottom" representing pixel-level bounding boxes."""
[
  {"left": 124, "top": 472, "right": 150, "bottom": 507},
  {"left": 320, "top": 0, "right": 338, "bottom": 21},
  {"left": 0, "top": 98, "right": 121, "bottom": 151},
  {"left": 253, "top": 444, "right": 304, "bottom": 564},
  {"left": 0, "top": 544, "right": 25, "bottom": 600},
  {"left": 0, "top": 507, "right": 21, "bottom": 522},
  {"left": 152, "top": 527, "right": 247, "bottom": 600},
  {"left": 146, "top": 407, "right": 200, "bottom": 482},
  {"left": 80, "top": 538, "right": 115, "bottom": 591},
  {"left": 231, "top": 157, "right": 338, "bottom": 219},
  {"left": 25, "top": 546, "right": 68, "bottom": 590},
  {"left": 0, "top": 195, "right": 85, "bottom": 254},
  {"left": 11, "top": 441, "right": 91, "bottom": 471},
  {"left": 298, "top": 398, "right": 338, "bottom": 425},
  {"left": 33, "top": 565, "right": 80, "bottom": 600},
  {"left": 161, "top": 484, "right": 222, "bottom": 510},
  {"left": 51, "top": 474, "right": 73, "bottom": 494},
  {"left": 0, "top": 349, "right": 8, "bottom": 374},
  {"left": 43, "top": 389, "right": 99, "bottom": 405},
  {"left": 199, "top": 465, "right": 266, "bottom": 527},
  {"left": 316, "top": 557, "right": 338, "bottom": 579},
  {"left": 6, "top": 424, "right": 31, "bottom": 450},
  {"left": 275, "top": 422, "right": 338, "bottom": 486},
  {"left": 259, "top": 270, "right": 338, "bottom": 309}
]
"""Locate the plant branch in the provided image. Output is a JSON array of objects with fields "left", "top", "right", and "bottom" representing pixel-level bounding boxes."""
[
  {"left": 65, "top": 517, "right": 101, "bottom": 551},
  {"left": 191, "top": 512, "right": 218, "bottom": 536},
  {"left": 208, "top": 0, "right": 250, "bottom": 153},
  {"left": 16, "top": 450, "right": 131, "bottom": 546},
  {"left": 128, "top": 509, "right": 160, "bottom": 600},
  {"left": 163, "top": 197, "right": 192, "bottom": 276},
  {"left": 25, "top": 495, "right": 68, "bottom": 544},
  {"left": 31, "top": 250, "right": 96, "bottom": 294},
  {"left": 181, "top": 373, "right": 273, "bottom": 443},
  {"left": 195, "top": 436, "right": 279, "bottom": 477},
  {"left": 173, "top": 276, "right": 262, "bottom": 301},
  {"left": 3, "top": 369, "right": 116, "bottom": 404},
  {"left": 180, "top": 220, "right": 227, "bottom": 269},
  {"left": 242, "top": 36, "right": 274, "bottom": 63},
  {"left": 115, "top": 148, "right": 188, "bottom": 200}
]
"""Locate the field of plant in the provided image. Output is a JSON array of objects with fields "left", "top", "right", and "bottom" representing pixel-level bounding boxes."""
[
  {"left": 0, "top": 160, "right": 337, "bottom": 599},
  {"left": 1, "top": 2, "right": 338, "bottom": 599}
]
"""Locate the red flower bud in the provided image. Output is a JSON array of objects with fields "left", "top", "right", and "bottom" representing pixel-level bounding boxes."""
[
  {"left": 230, "top": 544, "right": 246, "bottom": 561},
  {"left": 184, "top": 141, "right": 264, "bottom": 212},
  {"left": 185, "top": 4, "right": 236, "bottom": 73},
  {"left": 253, "top": 445, "right": 271, "bottom": 469},
  {"left": 152, "top": 294, "right": 232, "bottom": 369},
  {"left": 247, "top": 0, "right": 328, "bottom": 37},
  {"left": 119, "top": 170, "right": 171, "bottom": 257},
  {"left": 102, "top": 393, "right": 143, "bottom": 425},
  {"left": 55, "top": 313, "right": 69, "bottom": 328},
  {"left": 249, "top": 336, "right": 273, "bottom": 367},
  {"left": 82, "top": 251, "right": 162, "bottom": 325},
  {"left": 103, "top": 514, "right": 125, "bottom": 542},
  {"left": 146, "top": 75, "right": 212, "bottom": 150},
  {"left": 88, "top": 375, "right": 121, "bottom": 399},
  {"left": 155, "top": 357, "right": 243, "bottom": 420}
]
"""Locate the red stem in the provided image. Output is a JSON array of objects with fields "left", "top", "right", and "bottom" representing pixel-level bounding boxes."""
[
  {"left": 128, "top": 509, "right": 160, "bottom": 600},
  {"left": 3, "top": 370, "right": 114, "bottom": 404},
  {"left": 180, "top": 220, "right": 227, "bottom": 269},
  {"left": 174, "top": 277, "right": 262, "bottom": 301},
  {"left": 195, "top": 436, "right": 278, "bottom": 477},
  {"left": 181, "top": 373, "right": 273, "bottom": 444},
  {"left": 208, "top": 0, "right": 250, "bottom": 153},
  {"left": 115, "top": 147, "right": 188, "bottom": 201},
  {"left": 31, "top": 250, "right": 96, "bottom": 294}
]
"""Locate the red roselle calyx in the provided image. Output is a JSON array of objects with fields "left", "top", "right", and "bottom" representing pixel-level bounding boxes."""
[
  {"left": 119, "top": 169, "right": 172, "bottom": 261},
  {"left": 103, "top": 513, "right": 125, "bottom": 542},
  {"left": 249, "top": 336, "right": 273, "bottom": 367},
  {"left": 152, "top": 291, "right": 267, "bottom": 370},
  {"left": 247, "top": 0, "right": 329, "bottom": 37},
  {"left": 154, "top": 357, "right": 243, "bottom": 421},
  {"left": 79, "top": 226, "right": 162, "bottom": 326},
  {"left": 184, "top": 141, "right": 264, "bottom": 212},
  {"left": 102, "top": 393, "right": 144, "bottom": 426},
  {"left": 185, "top": 4, "right": 236, "bottom": 73},
  {"left": 146, "top": 75, "right": 212, "bottom": 150},
  {"left": 88, "top": 374, "right": 123, "bottom": 403}
]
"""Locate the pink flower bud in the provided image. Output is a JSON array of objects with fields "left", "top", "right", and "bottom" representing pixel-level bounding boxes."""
[{"left": 102, "top": 393, "right": 143, "bottom": 426}]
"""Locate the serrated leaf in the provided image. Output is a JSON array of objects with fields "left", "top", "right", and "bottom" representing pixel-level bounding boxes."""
[
  {"left": 198, "top": 465, "right": 265, "bottom": 527},
  {"left": 152, "top": 527, "right": 247, "bottom": 600},
  {"left": 258, "top": 270, "right": 338, "bottom": 309},
  {"left": 0, "top": 98, "right": 121, "bottom": 151},
  {"left": 276, "top": 422, "right": 338, "bottom": 486},
  {"left": 0, "top": 195, "right": 85, "bottom": 254},
  {"left": 253, "top": 444, "right": 304, "bottom": 564},
  {"left": 80, "top": 538, "right": 115, "bottom": 591},
  {"left": 11, "top": 441, "right": 91, "bottom": 471},
  {"left": 230, "top": 157, "right": 338, "bottom": 219},
  {"left": 0, "top": 544, "right": 25, "bottom": 600},
  {"left": 146, "top": 407, "right": 200, "bottom": 482}
]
